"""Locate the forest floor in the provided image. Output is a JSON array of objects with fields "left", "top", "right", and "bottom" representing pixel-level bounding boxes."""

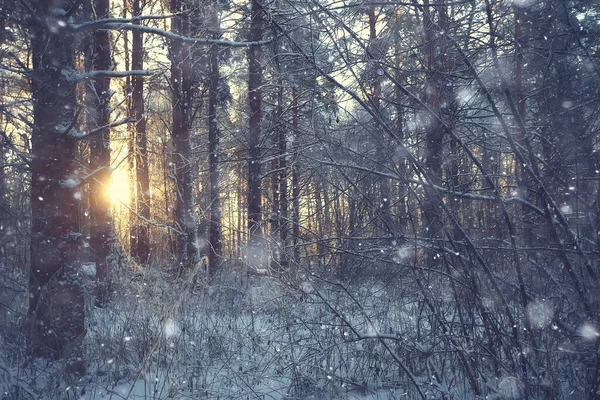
[{"left": 0, "top": 261, "right": 453, "bottom": 400}]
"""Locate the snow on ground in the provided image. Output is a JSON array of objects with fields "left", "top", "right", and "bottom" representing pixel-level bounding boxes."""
[{"left": 0, "top": 264, "right": 431, "bottom": 400}]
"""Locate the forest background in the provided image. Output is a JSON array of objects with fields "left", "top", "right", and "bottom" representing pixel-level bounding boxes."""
[{"left": 0, "top": 0, "right": 599, "bottom": 398}]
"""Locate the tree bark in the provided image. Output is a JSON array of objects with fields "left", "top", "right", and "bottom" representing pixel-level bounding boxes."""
[
  {"left": 27, "top": 1, "right": 85, "bottom": 373},
  {"left": 131, "top": 0, "right": 150, "bottom": 265},
  {"left": 278, "top": 92, "right": 289, "bottom": 269},
  {"left": 0, "top": 132, "right": 6, "bottom": 265},
  {"left": 421, "top": 0, "right": 444, "bottom": 253},
  {"left": 291, "top": 87, "right": 300, "bottom": 264},
  {"left": 171, "top": 0, "right": 199, "bottom": 271},
  {"left": 88, "top": 0, "right": 113, "bottom": 307},
  {"left": 208, "top": 1, "right": 222, "bottom": 275},
  {"left": 367, "top": 0, "right": 391, "bottom": 237},
  {"left": 514, "top": 7, "right": 534, "bottom": 245},
  {"left": 270, "top": 35, "right": 286, "bottom": 269},
  {"left": 247, "top": 0, "right": 264, "bottom": 268}
]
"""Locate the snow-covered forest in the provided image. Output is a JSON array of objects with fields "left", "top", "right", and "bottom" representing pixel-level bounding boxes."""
[{"left": 0, "top": 0, "right": 599, "bottom": 398}]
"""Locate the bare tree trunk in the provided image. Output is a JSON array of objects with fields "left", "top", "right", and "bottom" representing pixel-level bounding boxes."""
[
  {"left": 270, "top": 107, "right": 280, "bottom": 241},
  {"left": 88, "top": 0, "right": 113, "bottom": 307},
  {"left": 291, "top": 87, "right": 300, "bottom": 264},
  {"left": 367, "top": 0, "right": 391, "bottom": 237},
  {"left": 122, "top": 0, "right": 136, "bottom": 256},
  {"left": 270, "top": 35, "right": 286, "bottom": 270},
  {"left": 247, "top": 0, "right": 264, "bottom": 268},
  {"left": 278, "top": 92, "right": 289, "bottom": 268},
  {"left": 421, "top": 0, "right": 444, "bottom": 254},
  {"left": 171, "top": 0, "right": 199, "bottom": 271},
  {"left": 208, "top": 1, "right": 221, "bottom": 275},
  {"left": 514, "top": 8, "right": 533, "bottom": 245},
  {"left": 27, "top": 2, "right": 84, "bottom": 373},
  {"left": 131, "top": 0, "right": 150, "bottom": 264},
  {"left": 393, "top": 27, "right": 407, "bottom": 235},
  {"left": 0, "top": 133, "right": 6, "bottom": 265}
]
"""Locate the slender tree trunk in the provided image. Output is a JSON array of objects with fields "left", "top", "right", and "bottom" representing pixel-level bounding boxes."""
[
  {"left": 270, "top": 111, "right": 280, "bottom": 242},
  {"left": 237, "top": 174, "right": 243, "bottom": 262},
  {"left": 247, "top": 0, "right": 264, "bottom": 268},
  {"left": 171, "top": 0, "right": 199, "bottom": 271},
  {"left": 393, "top": 29, "right": 407, "bottom": 235},
  {"left": 123, "top": 0, "right": 136, "bottom": 256},
  {"left": 27, "top": 2, "right": 84, "bottom": 373},
  {"left": 314, "top": 179, "right": 324, "bottom": 265},
  {"left": 291, "top": 87, "right": 300, "bottom": 264},
  {"left": 88, "top": 0, "right": 113, "bottom": 307},
  {"left": 421, "top": 1, "right": 444, "bottom": 254},
  {"left": 514, "top": 8, "right": 533, "bottom": 245},
  {"left": 131, "top": 0, "right": 150, "bottom": 264},
  {"left": 367, "top": 0, "right": 391, "bottom": 237},
  {"left": 278, "top": 93, "right": 289, "bottom": 269},
  {"left": 270, "top": 36, "right": 285, "bottom": 269},
  {"left": 0, "top": 133, "right": 6, "bottom": 264},
  {"left": 208, "top": 1, "right": 221, "bottom": 275}
]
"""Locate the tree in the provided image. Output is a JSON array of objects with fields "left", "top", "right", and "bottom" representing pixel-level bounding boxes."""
[
  {"left": 27, "top": 0, "right": 85, "bottom": 373},
  {"left": 131, "top": 0, "right": 151, "bottom": 264},
  {"left": 421, "top": 0, "right": 445, "bottom": 257},
  {"left": 208, "top": 0, "right": 222, "bottom": 275},
  {"left": 87, "top": 0, "right": 113, "bottom": 307},
  {"left": 247, "top": 0, "right": 264, "bottom": 268},
  {"left": 171, "top": 0, "right": 199, "bottom": 270}
]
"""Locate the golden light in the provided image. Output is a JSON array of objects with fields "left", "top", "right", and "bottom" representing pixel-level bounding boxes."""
[{"left": 109, "top": 167, "right": 130, "bottom": 205}]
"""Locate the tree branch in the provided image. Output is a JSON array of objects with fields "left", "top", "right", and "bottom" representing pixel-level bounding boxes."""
[{"left": 70, "top": 21, "right": 273, "bottom": 47}]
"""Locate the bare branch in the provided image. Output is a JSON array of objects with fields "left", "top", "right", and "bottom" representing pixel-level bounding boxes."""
[
  {"left": 67, "top": 117, "right": 134, "bottom": 140},
  {"left": 70, "top": 21, "right": 273, "bottom": 47},
  {"left": 77, "top": 70, "right": 153, "bottom": 81}
]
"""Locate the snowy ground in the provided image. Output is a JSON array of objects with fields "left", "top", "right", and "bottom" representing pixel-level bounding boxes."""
[
  {"left": 4, "top": 257, "right": 583, "bottom": 399},
  {"left": 0, "top": 263, "right": 427, "bottom": 400}
]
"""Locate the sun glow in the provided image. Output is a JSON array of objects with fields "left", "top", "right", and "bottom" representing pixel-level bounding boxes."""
[{"left": 109, "top": 168, "right": 130, "bottom": 205}]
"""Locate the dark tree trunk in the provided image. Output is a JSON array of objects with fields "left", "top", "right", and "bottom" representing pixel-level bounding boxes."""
[
  {"left": 367, "top": 0, "right": 391, "bottom": 237},
  {"left": 27, "top": 1, "right": 84, "bottom": 373},
  {"left": 0, "top": 133, "right": 6, "bottom": 264},
  {"left": 171, "top": 0, "right": 199, "bottom": 271},
  {"left": 394, "top": 38, "right": 407, "bottom": 235},
  {"left": 270, "top": 108, "right": 280, "bottom": 243},
  {"left": 270, "top": 36, "right": 285, "bottom": 269},
  {"left": 247, "top": 0, "right": 264, "bottom": 267},
  {"left": 291, "top": 87, "right": 300, "bottom": 264},
  {"left": 421, "top": 1, "right": 444, "bottom": 252},
  {"left": 122, "top": 0, "right": 136, "bottom": 258},
  {"left": 131, "top": 0, "right": 150, "bottom": 264},
  {"left": 514, "top": 8, "right": 534, "bottom": 245},
  {"left": 208, "top": 1, "right": 221, "bottom": 275},
  {"left": 278, "top": 93, "right": 289, "bottom": 269},
  {"left": 88, "top": 0, "right": 113, "bottom": 307}
]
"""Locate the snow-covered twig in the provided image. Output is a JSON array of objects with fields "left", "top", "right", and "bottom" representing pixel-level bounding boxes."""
[
  {"left": 70, "top": 21, "right": 273, "bottom": 47},
  {"left": 76, "top": 70, "right": 153, "bottom": 81},
  {"left": 67, "top": 117, "right": 134, "bottom": 140}
]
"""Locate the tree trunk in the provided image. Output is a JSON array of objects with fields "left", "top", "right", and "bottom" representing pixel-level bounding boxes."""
[
  {"left": 88, "top": 0, "right": 113, "bottom": 307},
  {"left": 171, "top": 0, "right": 199, "bottom": 271},
  {"left": 367, "top": 0, "right": 391, "bottom": 237},
  {"left": 291, "top": 87, "right": 300, "bottom": 264},
  {"left": 514, "top": 8, "right": 534, "bottom": 245},
  {"left": 279, "top": 99, "right": 289, "bottom": 268},
  {"left": 421, "top": 0, "right": 444, "bottom": 255},
  {"left": 271, "top": 36, "right": 285, "bottom": 270},
  {"left": 27, "top": 2, "right": 84, "bottom": 373},
  {"left": 131, "top": 0, "right": 150, "bottom": 264},
  {"left": 247, "top": 0, "right": 264, "bottom": 268},
  {"left": 393, "top": 24, "right": 407, "bottom": 235},
  {"left": 0, "top": 133, "right": 6, "bottom": 265},
  {"left": 123, "top": 0, "right": 136, "bottom": 256},
  {"left": 208, "top": 1, "right": 222, "bottom": 275}
]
